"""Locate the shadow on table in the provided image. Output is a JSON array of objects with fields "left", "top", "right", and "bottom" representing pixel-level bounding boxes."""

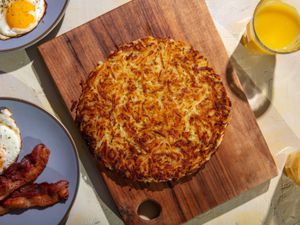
[
  {"left": 0, "top": 17, "right": 63, "bottom": 74},
  {"left": 26, "top": 25, "right": 122, "bottom": 223},
  {"left": 263, "top": 174, "right": 300, "bottom": 225},
  {"left": 0, "top": 49, "right": 30, "bottom": 74},
  {"left": 226, "top": 43, "right": 276, "bottom": 118}
]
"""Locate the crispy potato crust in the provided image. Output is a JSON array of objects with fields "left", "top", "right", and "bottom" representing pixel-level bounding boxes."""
[{"left": 76, "top": 37, "right": 231, "bottom": 182}]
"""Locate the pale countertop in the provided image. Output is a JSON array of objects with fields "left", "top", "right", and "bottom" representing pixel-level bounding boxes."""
[{"left": 1, "top": 0, "right": 300, "bottom": 225}]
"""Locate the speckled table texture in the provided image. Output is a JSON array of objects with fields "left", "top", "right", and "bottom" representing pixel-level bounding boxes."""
[{"left": 0, "top": 0, "right": 300, "bottom": 225}]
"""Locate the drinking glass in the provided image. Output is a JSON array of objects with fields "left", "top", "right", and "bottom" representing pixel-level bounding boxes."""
[{"left": 242, "top": 0, "right": 300, "bottom": 54}]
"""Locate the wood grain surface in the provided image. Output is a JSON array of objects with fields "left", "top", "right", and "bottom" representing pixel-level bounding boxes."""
[{"left": 38, "top": 0, "right": 277, "bottom": 224}]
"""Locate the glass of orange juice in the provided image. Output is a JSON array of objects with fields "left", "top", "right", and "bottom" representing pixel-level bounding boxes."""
[{"left": 242, "top": 0, "right": 300, "bottom": 54}]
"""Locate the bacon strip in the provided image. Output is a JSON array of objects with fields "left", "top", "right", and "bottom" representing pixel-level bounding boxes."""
[
  {"left": 0, "top": 144, "right": 50, "bottom": 201},
  {"left": 0, "top": 181, "right": 69, "bottom": 215}
]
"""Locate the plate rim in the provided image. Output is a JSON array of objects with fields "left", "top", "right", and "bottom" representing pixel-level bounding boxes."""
[
  {"left": 0, "top": 0, "right": 70, "bottom": 53},
  {"left": 0, "top": 97, "right": 80, "bottom": 225}
]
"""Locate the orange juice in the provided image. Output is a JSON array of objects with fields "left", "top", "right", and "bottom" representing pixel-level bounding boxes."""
[{"left": 242, "top": 0, "right": 300, "bottom": 54}]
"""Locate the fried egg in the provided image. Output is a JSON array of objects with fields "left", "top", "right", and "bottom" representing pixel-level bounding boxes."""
[
  {"left": 0, "top": 0, "right": 46, "bottom": 40},
  {"left": 0, "top": 108, "right": 22, "bottom": 174}
]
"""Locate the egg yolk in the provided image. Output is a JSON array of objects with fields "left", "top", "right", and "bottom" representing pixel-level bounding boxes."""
[{"left": 6, "top": 0, "right": 36, "bottom": 29}]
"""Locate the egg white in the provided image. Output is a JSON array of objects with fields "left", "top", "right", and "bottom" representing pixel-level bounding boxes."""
[
  {"left": 0, "top": 0, "right": 46, "bottom": 39},
  {"left": 0, "top": 108, "right": 21, "bottom": 174},
  {"left": 0, "top": 33, "right": 9, "bottom": 40}
]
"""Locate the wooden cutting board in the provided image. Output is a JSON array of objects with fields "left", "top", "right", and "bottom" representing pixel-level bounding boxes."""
[{"left": 38, "top": 0, "right": 277, "bottom": 224}]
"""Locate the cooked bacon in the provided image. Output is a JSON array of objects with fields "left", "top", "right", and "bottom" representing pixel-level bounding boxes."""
[
  {"left": 0, "top": 181, "right": 69, "bottom": 215},
  {"left": 0, "top": 144, "right": 50, "bottom": 201}
]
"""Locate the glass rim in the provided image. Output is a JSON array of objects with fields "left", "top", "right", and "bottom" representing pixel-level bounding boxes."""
[{"left": 252, "top": 0, "right": 300, "bottom": 54}]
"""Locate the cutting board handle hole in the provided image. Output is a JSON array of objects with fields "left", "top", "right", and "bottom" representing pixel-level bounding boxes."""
[{"left": 137, "top": 199, "right": 161, "bottom": 221}]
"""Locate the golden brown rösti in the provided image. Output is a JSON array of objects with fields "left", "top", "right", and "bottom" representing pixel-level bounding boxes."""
[{"left": 76, "top": 36, "right": 231, "bottom": 182}]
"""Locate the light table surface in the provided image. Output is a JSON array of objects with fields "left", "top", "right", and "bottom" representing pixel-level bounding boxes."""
[{"left": 0, "top": 1, "right": 299, "bottom": 224}]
